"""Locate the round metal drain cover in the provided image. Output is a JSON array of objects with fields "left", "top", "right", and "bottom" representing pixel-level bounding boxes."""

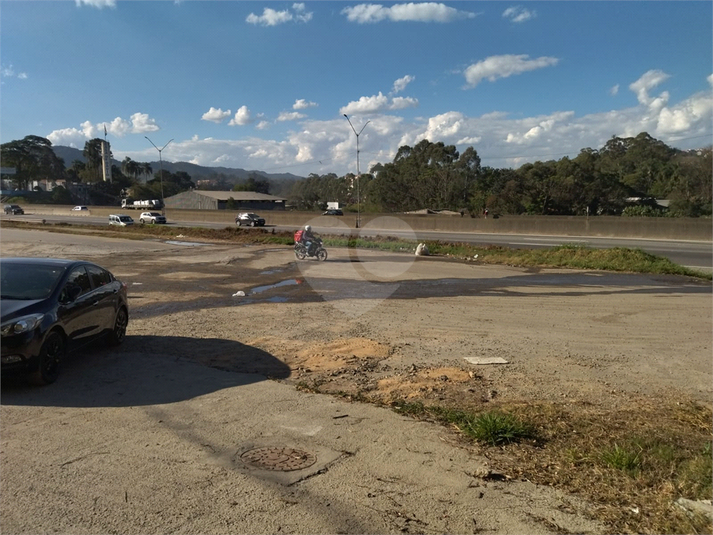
[{"left": 240, "top": 447, "right": 317, "bottom": 471}]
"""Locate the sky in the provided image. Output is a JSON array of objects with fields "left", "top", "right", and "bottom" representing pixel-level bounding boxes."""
[{"left": 1, "top": 1, "right": 712, "bottom": 178}]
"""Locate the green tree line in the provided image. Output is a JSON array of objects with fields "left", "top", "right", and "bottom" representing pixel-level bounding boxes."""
[{"left": 289, "top": 132, "right": 711, "bottom": 217}]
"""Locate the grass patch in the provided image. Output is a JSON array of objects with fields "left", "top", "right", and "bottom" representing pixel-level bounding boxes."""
[
  {"left": 392, "top": 401, "right": 536, "bottom": 446},
  {"left": 391, "top": 397, "right": 712, "bottom": 534}
]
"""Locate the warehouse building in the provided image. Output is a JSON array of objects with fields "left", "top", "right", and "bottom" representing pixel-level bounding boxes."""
[{"left": 164, "top": 190, "right": 286, "bottom": 211}]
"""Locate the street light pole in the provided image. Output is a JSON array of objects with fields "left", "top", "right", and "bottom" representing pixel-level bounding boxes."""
[
  {"left": 145, "top": 137, "right": 173, "bottom": 215},
  {"left": 343, "top": 114, "right": 370, "bottom": 229}
]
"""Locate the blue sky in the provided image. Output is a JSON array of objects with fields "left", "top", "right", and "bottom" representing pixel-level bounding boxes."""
[{"left": 2, "top": 1, "right": 711, "bottom": 177}]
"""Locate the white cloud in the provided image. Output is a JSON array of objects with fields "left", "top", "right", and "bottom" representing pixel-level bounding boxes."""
[
  {"left": 708, "top": 74, "right": 713, "bottom": 87},
  {"left": 201, "top": 107, "right": 232, "bottom": 123},
  {"left": 293, "top": 99, "right": 318, "bottom": 110},
  {"left": 342, "top": 2, "right": 476, "bottom": 23},
  {"left": 502, "top": 6, "right": 536, "bottom": 23},
  {"left": 46, "top": 113, "right": 159, "bottom": 146},
  {"left": 390, "top": 96, "right": 419, "bottom": 110},
  {"left": 106, "top": 117, "right": 131, "bottom": 137},
  {"left": 256, "top": 121, "right": 271, "bottom": 130},
  {"left": 1, "top": 64, "right": 27, "bottom": 79},
  {"left": 464, "top": 54, "right": 559, "bottom": 87},
  {"left": 75, "top": 0, "right": 116, "bottom": 8},
  {"left": 629, "top": 69, "right": 670, "bottom": 105},
  {"left": 246, "top": 3, "right": 313, "bottom": 26},
  {"left": 341, "top": 92, "right": 390, "bottom": 115},
  {"left": 657, "top": 89, "right": 713, "bottom": 134},
  {"left": 609, "top": 84, "right": 619, "bottom": 96},
  {"left": 392, "top": 75, "right": 415, "bottom": 94},
  {"left": 46, "top": 128, "right": 87, "bottom": 148},
  {"left": 228, "top": 106, "right": 253, "bottom": 126},
  {"left": 340, "top": 91, "right": 418, "bottom": 115},
  {"left": 130, "top": 112, "right": 159, "bottom": 133},
  {"left": 277, "top": 111, "right": 307, "bottom": 122}
]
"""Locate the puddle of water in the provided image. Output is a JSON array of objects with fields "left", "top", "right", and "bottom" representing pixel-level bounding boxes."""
[
  {"left": 259, "top": 268, "right": 285, "bottom": 275},
  {"left": 265, "top": 296, "right": 289, "bottom": 303},
  {"left": 250, "top": 279, "right": 301, "bottom": 294},
  {"left": 164, "top": 240, "right": 210, "bottom": 247}
]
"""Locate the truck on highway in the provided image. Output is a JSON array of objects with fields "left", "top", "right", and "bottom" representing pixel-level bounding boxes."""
[{"left": 121, "top": 198, "right": 163, "bottom": 210}]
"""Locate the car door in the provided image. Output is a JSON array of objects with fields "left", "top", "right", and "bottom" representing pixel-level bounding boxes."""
[
  {"left": 85, "top": 264, "right": 117, "bottom": 333},
  {"left": 58, "top": 266, "right": 98, "bottom": 345}
]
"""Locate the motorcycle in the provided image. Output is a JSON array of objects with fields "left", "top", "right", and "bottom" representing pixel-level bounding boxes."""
[{"left": 294, "top": 237, "right": 328, "bottom": 261}]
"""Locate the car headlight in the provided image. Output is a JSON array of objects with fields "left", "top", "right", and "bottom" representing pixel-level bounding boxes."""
[{"left": 1, "top": 313, "right": 45, "bottom": 337}]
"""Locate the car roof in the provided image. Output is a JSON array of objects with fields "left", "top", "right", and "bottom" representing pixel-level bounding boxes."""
[{"left": 0, "top": 258, "right": 90, "bottom": 268}]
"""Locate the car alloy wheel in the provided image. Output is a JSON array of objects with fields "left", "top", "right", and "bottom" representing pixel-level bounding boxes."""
[
  {"left": 107, "top": 307, "right": 128, "bottom": 346},
  {"left": 30, "top": 331, "right": 65, "bottom": 385}
]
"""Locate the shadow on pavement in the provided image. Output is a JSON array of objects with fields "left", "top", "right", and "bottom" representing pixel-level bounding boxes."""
[{"left": 1, "top": 335, "right": 291, "bottom": 408}]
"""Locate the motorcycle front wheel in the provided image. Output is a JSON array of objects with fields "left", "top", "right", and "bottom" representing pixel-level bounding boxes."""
[{"left": 316, "top": 248, "right": 328, "bottom": 261}]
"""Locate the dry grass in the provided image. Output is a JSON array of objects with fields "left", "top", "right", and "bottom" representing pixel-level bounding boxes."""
[{"left": 389, "top": 396, "right": 712, "bottom": 535}]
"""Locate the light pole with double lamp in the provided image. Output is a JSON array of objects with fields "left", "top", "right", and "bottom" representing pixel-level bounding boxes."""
[
  {"left": 145, "top": 136, "right": 173, "bottom": 215},
  {"left": 343, "top": 114, "right": 370, "bottom": 229}
]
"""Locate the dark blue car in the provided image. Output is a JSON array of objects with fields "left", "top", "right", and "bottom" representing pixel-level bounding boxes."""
[{"left": 0, "top": 258, "right": 128, "bottom": 385}]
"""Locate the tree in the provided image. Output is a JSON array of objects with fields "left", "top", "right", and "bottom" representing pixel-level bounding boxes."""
[{"left": 0, "top": 135, "right": 65, "bottom": 190}]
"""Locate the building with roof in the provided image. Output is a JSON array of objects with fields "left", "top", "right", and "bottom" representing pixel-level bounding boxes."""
[{"left": 164, "top": 190, "right": 286, "bottom": 211}]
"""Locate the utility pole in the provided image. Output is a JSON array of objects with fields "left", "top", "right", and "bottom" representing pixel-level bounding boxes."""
[
  {"left": 145, "top": 137, "right": 173, "bottom": 215},
  {"left": 343, "top": 114, "right": 370, "bottom": 229}
]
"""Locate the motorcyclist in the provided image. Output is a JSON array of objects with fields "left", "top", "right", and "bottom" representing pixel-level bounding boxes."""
[{"left": 302, "top": 225, "right": 316, "bottom": 255}]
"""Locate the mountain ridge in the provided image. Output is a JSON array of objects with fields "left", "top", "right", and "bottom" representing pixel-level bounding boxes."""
[{"left": 52, "top": 145, "right": 304, "bottom": 183}]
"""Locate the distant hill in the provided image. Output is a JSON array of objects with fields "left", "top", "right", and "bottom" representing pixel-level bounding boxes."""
[{"left": 52, "top": 146, "right": 304, "bottom": 183}]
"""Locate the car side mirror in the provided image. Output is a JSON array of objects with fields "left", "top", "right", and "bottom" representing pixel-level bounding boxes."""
[{"left": 60, "top": 283, "right": 82, "bottom": 303}]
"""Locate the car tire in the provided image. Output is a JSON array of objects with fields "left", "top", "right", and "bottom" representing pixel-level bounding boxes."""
[
  {"left": 29, "top": 331, "right": 66, "bottom": 386},
  {"left": 140, "top": 219, "right": 145, "bottom": 224},
  {"left": 106, "top": 306, "right": 128, "bottom": 346},
  {"left": 150, "top": 219, "right": 155, "bottom": 224},
  {"left": 236, "top": 220, "right": 241, "bottom": 227},
  {"left": 250, "top": 221, "right": 255, "bottom": 227}
]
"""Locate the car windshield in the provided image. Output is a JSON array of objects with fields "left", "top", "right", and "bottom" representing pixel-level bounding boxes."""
[
  {"left": 119, "top": 216, "right": 132, "bottom": 221},
  {"left": 148, "top": 213, "right": 161, "bottom": 217},
  {"left": 0, "top": 263, "right": 65, "bottom": 300}
]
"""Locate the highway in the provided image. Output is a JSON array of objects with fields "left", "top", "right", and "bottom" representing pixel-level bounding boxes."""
[{"left": 4, "top": 212, "right": 711, "bottom": 272}]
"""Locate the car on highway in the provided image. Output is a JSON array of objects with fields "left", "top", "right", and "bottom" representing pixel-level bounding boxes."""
[
  {"left": 109, "top": 214, "right": 134, "bottom": 226},
  {"left": 0, "top": 258, "right": 129, "bottom": 385},
  {"left": 323, "top": 208, "right": 343, "bottom": 216},
  {"left": 235, "top": 212, "right": 265, "bottom": 227},
  {"left": 72, "top": 206, "right": 89, "bottom": 211},
  {"left": 139, "top": 212, "right": 166, "bottom": 224},
  {"left": 4, "top": 204, "right": 24, "bottom": 215}
]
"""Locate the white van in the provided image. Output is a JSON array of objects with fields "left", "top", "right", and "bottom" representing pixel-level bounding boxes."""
[{"left": 109, "top": 214, "right": 134, "bottom": 226}]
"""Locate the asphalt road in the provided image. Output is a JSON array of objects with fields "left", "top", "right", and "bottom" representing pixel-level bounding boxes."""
[{"left": 4, "top": 212, "right": 711, "bottom": 271}]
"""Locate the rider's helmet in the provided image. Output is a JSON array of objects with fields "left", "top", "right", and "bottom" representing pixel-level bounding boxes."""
[{"left": 304, "top": 225, "right": 312, "bottom": 232}]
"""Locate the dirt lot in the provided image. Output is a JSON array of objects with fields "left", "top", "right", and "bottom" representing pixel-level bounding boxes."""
[{"left": 1, "top": 228, "right": 711, "bottom": 533}]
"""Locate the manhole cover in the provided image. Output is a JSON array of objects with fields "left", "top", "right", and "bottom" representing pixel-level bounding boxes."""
[{"left": 240, "top": 447, "right": 317, "bottom": 471}]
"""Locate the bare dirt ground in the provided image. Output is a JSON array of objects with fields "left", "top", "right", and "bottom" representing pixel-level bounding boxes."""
[{"left": 1, "top": 228, "right": 711, "bottom": 533}]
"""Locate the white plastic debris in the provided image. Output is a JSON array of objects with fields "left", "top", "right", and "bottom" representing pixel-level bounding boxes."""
[
  {"left": 415, "top": 243, "right": 430, "bottom": 256},
  {"left": 232, "top": 291, "right": 246, "bottom": 297},
  {"left": 464, "top": 357, "right": 509, "bottom": 365}
]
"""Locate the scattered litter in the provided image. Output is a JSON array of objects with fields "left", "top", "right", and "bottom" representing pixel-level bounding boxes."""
[
  {"left": 132, "top": 282, "right": 143, "bottom": 286},
  {"left": 176, "top": 234, "right": 185, "bottom": 238},
  {"left": 474, "top": 254, "right": 479, "bottom": 260},
  {"left": 630, "top": 506, "right": 640, "bottom": 514},
  {"left": 232, "top": 291, "right": 246, "bottom": 297},
  {"left": 415, "top": 243, "right": 430, "bottom": 256},
  {"left": 464, "top": 357, "right": 509, "bottom": 365}
]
